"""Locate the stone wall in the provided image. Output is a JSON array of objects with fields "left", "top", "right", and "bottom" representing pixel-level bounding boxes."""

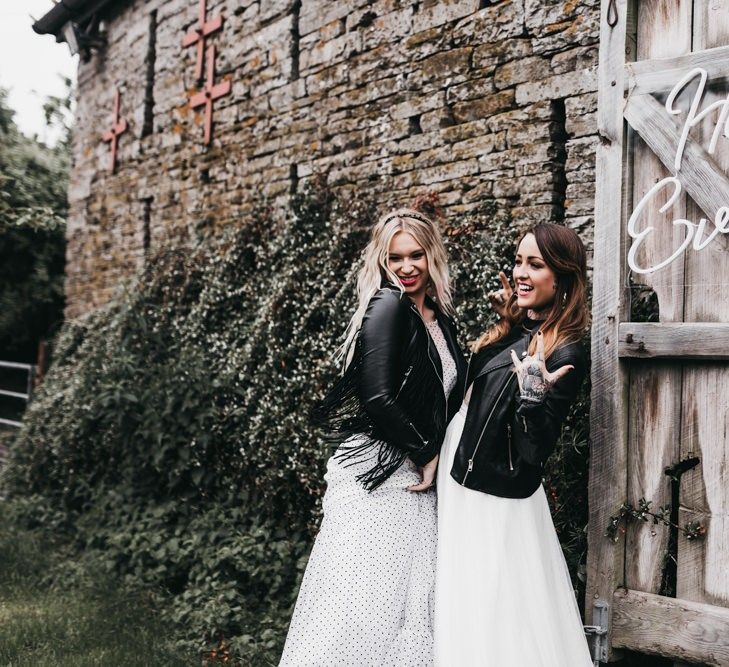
[{"left": 66, "top": 0, "right": 600, "bottom": 318}]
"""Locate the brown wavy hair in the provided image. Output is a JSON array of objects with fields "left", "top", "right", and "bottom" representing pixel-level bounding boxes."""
[{"left": 471, "top": 223, "right": 590, "bottom": 359}]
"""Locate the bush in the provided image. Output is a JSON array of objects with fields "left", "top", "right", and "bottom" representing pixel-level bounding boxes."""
[{"left": 1, "top": 183, "right": 589, "bottom": 663}]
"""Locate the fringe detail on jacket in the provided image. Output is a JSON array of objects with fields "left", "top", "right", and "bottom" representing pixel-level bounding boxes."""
[{"left": 311, "top": 335, "right": 445, "bottom": 491}]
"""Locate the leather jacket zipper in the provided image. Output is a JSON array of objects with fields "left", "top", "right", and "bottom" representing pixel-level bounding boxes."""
[
  {"left": 507, "top": 422, "right": 514, "bottom": 471},
  {"left": 394, "top": 302, "right": 447, "bottom": 454},
  {"left": 462, "top": 373, "right": 515, "bottom": 485},
  {"left": 462, "top": 351, "right": 474, "bottom": 404},
  {"left": 396, "top": 365, "right": 413, "bottom": 399},
  {"left": 411, "top": 304, "right": 448, "bottom": 410}
]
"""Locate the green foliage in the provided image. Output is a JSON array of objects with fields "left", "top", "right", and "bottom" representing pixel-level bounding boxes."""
[
  {"left": 543, "top": 365, "right": 591, "bottom": 603},
  {"left": 0, "top": 506, "right": 195, "bottom": 666},
  {"left": 0, "top": 87, "right": 69, "bottom": 361},
  {"left": 1, "top": 184, "right": 590, "bottom": 663}
]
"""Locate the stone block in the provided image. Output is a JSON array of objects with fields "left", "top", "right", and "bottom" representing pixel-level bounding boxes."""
[
  {"left": 506, "top": 121, "right": 553, "bottom": 149},
  {"left": 566, "top": 111, "right": 597, "bottom": 139},
  {"left": 452, "top": 90, "right": 516, "bottom": 124},
  {"left": 453, "top": 0, "right": 525, "bottom": 44},
  {"left": 390, "top": 92, "right": 446, "bottom": 119},
  {"left": 393, "top": 158, "right": 480, "bottom": 189},
  {"left": 419, "top": 108, "right": 457, "bottom": 133},
  {"left": 446, "top": 76, "right": 496, "bottom": 105},
  {"left": 515, "top": 67, "right": 597, "bottom": 105},
  {"left": 412, "top": 0, "right": 480, "bottom": 34},
  {"left": 415, "top": 48, "right": 473, "bottom": 85},
  {"left": 484, "top": 100, "right": 552, "bottom": 132},
  {"left": 299, "top": 0, "right": 362, "bottom": 36},
  {"left": 494, "top": 56, "right": 552, "bottom": 90},
  {"left": 551, "top": 46, "right": 598, "bottom": 75},
  {"left": 300, "top": 31, "right": 363, "bottom": 72}
]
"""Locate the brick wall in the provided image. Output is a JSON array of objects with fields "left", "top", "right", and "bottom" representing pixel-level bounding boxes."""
[{"left": 66, "top": 0, "right": 600, "bottom": 318}]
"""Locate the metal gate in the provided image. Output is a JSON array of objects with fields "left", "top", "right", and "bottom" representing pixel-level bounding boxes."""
[{"left": 0, "top": 360, "right": 37, "bottom": 429}]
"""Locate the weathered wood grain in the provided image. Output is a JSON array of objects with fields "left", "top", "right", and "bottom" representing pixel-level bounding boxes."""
[
  {"left": 618, "top": 322, "right": 729, "bottom": 359},
  {"left": 629, "top": 0, "right": 691, "bottom": 323},
  {"left": 612, "top": 588, "right": 729, "bottom": 665},
  {"left": 677, "top": 1, "right": 729, "bottom": 631},
  {"left": 626, "top": 361, "right": 680, "bottom": 594},
  {"left": 622, "top": 0, "right": 691, "bottom": 620},
  {"left": 586, "top": 3, "right": 631, "bottom": 661},
  {"left": 625, "top": 43, "right": 729, "bottom": 94}
]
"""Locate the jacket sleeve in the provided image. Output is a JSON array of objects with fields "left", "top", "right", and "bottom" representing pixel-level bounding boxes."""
[
  {"left": 512, "top": 344, "right": 587, "bottom": 466},
  {"left": 357, "top": 289, "right": 435, "bottom": 465}
]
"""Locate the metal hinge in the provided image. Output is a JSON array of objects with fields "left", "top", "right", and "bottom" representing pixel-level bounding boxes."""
[{"left": 583, "top": 599, "right": 609, "bottom": 666}]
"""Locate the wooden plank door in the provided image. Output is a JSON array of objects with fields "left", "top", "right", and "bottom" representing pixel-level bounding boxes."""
[{"left": 587, "top": 1, "right": 729, "bottom": 664}]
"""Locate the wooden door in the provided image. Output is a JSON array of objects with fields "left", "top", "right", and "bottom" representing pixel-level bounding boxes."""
[{"left": 587, "top": 1, "right": 729, "bottom": 664}]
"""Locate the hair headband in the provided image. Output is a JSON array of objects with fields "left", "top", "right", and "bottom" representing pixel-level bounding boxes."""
[{"left": 382, "top": 211, "right": 432, "bottom": 226}]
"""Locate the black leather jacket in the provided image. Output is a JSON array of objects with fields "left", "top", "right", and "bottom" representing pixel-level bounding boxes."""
[
  {"left": 313, "top": 284, "right": 467, "bottom": 490},
  {"left": 450, "top": 319, "right": 587, "bottom": 498}
]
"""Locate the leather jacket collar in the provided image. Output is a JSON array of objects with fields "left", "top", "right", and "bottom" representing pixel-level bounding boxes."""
[{"left": 381, "top": 280, "right": 460, "bottom": 384}]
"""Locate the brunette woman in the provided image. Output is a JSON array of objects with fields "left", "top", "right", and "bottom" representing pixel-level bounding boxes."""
[
  {"left": 280, "top": 208, "right": 466, "bottom": 666},
  {"left": 434, "top": 223, "right": 593, "bottom": 666}
]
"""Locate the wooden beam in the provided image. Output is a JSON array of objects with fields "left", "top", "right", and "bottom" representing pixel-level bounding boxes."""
[
  {"left": 625, "top": 91, "right": 729, "bottom": 246},
  {"left": 619, "top": 323, "right": 729, "bottom": 359},
  {"left": 586, "top": 2, "right": 631, "bottom": 661},
  {"left": 623, "top": 3, "right": 691, "bottom": 614},
  {"left": 625, "top": 44, "right": 729, "bottom": 94},
  {"left": 612, "top": 588, "right": 729, "bottom": 665},
  {"left": 678, "top": 6, "right": 729, "bottom": 640}
]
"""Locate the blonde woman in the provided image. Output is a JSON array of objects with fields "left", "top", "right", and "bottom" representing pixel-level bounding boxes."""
[{"left": 280, "top": 207, "right": 466, "bottom": 666}]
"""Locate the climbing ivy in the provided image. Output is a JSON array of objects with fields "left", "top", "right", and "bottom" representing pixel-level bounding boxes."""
[{"left": 1, "top": 182, "right": 589, "bottom": 663}]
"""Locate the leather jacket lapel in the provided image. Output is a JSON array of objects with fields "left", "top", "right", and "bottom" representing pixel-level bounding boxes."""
[{"left": 473, "top": 329, "right": 532, "bottom": 382}]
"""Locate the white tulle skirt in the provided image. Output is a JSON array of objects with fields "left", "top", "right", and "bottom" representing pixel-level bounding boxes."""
[
  {"left": 434, "top": 404, "right": 593, "bottom": 667},
  {"left": 280, "top": 439, "right": 436, "bottom": 667}
]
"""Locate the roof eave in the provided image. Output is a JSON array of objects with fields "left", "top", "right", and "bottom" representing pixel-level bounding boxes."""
[{"left": 32, "top": 0, "right": 118, "bottom": 40}]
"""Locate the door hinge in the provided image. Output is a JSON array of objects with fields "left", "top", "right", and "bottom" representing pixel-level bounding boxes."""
[{"left": 583, "top": 599, "right": 609, "bottom": 666}]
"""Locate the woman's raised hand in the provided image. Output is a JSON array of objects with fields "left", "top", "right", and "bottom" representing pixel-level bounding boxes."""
[
  {"left": 487, "top": 271, "right": 513, "bottom": 318},
  {"left": 509, "top": 331, "right": 574, "bottom": 403}
]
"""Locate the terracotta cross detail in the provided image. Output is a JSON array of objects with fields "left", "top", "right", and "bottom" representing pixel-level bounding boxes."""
[
  {"left": 189, "top": 46, "right": 231, "bottom": 145},
  {"left": 101, "top": 89, "right": 128, "bottom": 173},
  {"left": 182, "top": 0, "right": 223, "bottom": 80}
]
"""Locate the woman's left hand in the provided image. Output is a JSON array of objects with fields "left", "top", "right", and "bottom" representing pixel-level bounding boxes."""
[
  {"left": 510, "top": 330, "right": 574, "bottom": 403},
  {"left": 487, "top": 271, "right": 513, "bottom": 318},
  {"left": 408, "top": 454, "right": 439, "bottom": 492}
]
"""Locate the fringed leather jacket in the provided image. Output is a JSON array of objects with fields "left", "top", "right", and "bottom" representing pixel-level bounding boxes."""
[
  {"left": 450, "top": 318, "right": 587, "bottom": 499},
  {"left": 312, "top": 284, "right": 467, "bottom": 490}
]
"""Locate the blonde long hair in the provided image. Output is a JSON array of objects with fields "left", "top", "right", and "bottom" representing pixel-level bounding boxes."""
[
  {"left": 339, "top": 208, "right": 454, "bottom": 367},
  {"left": 471, "top": 223, "right": 590, "bottom": 359}
]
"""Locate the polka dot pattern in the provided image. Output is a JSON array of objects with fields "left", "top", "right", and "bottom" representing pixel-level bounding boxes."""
[{"left": 280, "top": 445, "right": 436, "bottom": 666}]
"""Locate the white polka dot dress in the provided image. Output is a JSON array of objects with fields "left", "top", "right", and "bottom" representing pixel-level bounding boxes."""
[{"left": 280, "top": 320, "right": 456, "bottom": 667}]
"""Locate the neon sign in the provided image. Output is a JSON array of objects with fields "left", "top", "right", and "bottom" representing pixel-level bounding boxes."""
[{"left": 627, "top": 68, "right": 729, "bottom": 274}]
